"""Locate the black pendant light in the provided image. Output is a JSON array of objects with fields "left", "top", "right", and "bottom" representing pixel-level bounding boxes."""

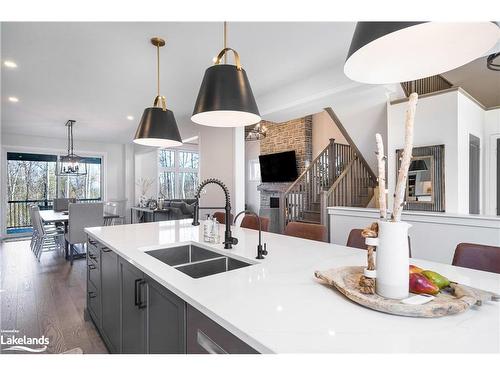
[
  {"left": 409, "top": 159, "right": 428, "bottom": 172},
  {"left": 344, "top": 22, "right": 500, "bottom": 84},
  {"left": 57, "top": 120, "right": 87, "bottom": 176},
  {"left": 192, "top": 22, "right": 260, "bottom": 127},
  {"left": 134, "top": 37, "right": 182, "bottom": 148},
  {"left": 487, "top": 53, "right": 500, "bottom": 71}
]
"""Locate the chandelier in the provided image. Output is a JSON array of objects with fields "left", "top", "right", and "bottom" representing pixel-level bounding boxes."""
[
  {"left": 245, "top": 122, "right": 267, "bottom": 141},
  {"left": 57, "top": 120, "right": 87, "bottom": 176}
]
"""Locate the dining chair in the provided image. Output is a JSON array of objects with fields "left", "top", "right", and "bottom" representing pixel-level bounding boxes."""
[
  {"left": 30, "top": 205, "right": 64, "bottom": 261},
  {"left": 239, "top": 215, "right": 270, "bottom": 232},
  {"left": 346, "top": 228, "right": 413, "bottom": 257},
  {"left": 213, "top": 211, "right": 234, "bottom": 225},
  {"left": 66, "top": 202, "right": 104, "bottom": 265},
  {"left": 452, "top": 243, "right": 500, "bottom": 274},
  {"left": 284, "top": 222, "right": 328, "bottom": 242},
  {"left": 53, "top": 198, "right": 76, "bottom": 212}
]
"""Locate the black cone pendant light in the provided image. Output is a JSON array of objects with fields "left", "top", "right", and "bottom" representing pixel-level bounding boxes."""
[
  {"left": 344, "top": 22, "right": 500, "bottom": 84},
  {"left": 134, "top": 37, "right": 182, "bottom": 148},
  {"left": 192, "top": 22, "right": 260, "bottom": 127}
]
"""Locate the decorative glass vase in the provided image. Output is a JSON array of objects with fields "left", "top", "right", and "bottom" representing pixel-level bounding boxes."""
[{"left": 368, "top": 220, "right": 411, "bottom": 300}]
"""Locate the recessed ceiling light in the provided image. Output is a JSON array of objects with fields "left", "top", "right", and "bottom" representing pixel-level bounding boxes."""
[
  {"left": 8, "top": 97, "right": 19, "bottom": 102},
  {"left": 127, "top": 115, "right": 134, "bottom": 120},
  {"left": 4, "top": 60, "right": 17, "bottom": 68}
]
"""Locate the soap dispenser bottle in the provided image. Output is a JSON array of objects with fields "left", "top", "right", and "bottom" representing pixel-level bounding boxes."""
[
  {"left": 203, "top": 214, "right": 212, "bottom": 242},
  {"left": 211, "top": 217, "right": 220, "bottom": 244}
]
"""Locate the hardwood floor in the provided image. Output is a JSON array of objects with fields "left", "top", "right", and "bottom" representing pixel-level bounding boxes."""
[{"left": 0, "top": 239, "right": 108, "bottom": 354}]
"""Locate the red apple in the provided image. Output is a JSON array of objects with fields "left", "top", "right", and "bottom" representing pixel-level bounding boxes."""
[
  {"left": 409, "top": 273, "right": 439, "bottom": 295},
  {"left": 409, "top": 264, "right": 424, "bottom": 274}
]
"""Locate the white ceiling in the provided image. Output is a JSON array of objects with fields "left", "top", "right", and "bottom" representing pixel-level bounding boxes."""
[{"left": 1, "top": 22, "right": 356, "bottom": 143}]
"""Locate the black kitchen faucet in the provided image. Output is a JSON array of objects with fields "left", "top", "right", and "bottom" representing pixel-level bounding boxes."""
[{"left": 192, "top": 178, "right": 238, "bottom": 249}]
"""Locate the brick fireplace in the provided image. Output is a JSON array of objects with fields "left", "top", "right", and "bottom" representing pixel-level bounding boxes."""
[{"left": 257, "top": 116, "right": 312, "bottom": 232}]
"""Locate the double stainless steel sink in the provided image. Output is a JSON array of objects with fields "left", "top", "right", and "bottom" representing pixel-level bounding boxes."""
[{"left": 145, "top": 244, "right": 253, "bottom": 279}]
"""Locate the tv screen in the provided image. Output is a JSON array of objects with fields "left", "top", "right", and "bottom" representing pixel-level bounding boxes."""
[{"left": 259, "top": 151, "right": 298, "bottom": 182}]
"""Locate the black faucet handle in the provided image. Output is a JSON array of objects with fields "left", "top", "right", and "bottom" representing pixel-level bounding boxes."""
[{"left": 263, "top": 243, "right": 268, "bottom": 256}]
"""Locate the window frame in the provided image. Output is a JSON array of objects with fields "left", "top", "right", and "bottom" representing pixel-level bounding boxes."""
[{"left": 158, "top": 148, "right": 200, "bottom": 199}]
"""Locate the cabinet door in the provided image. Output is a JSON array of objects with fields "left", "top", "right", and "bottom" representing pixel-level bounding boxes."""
[
  {"left": 120, "top": 259, "right": 147, "bottom": 354},
  {"left": 146, "top": 276, "right": 186, "bottom": 354},
  {"left": 100, "top": 247, "right": 120, "bottom": 353},
  {"left": 186, "top": 305, "right": 258, "bottom": 354}
]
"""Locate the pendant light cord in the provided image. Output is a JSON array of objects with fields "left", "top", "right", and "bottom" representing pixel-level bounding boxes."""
[
  {"left": 156, "top": 43, "right": 160, "bottom": 97},
  {"left": 223, "top": 21, "right": 227, "bottom": 64}
]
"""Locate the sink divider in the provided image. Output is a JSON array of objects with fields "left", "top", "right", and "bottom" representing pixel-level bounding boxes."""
[{"left": 173, "top": 256, "right": 228, "bottom": 270}]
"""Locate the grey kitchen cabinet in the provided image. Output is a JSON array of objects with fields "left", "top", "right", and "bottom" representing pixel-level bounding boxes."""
[
  {"left": 186, "top": 305, "right": 258, "bottom": 354},
  {"left": 100, "top": 246, "right": 120, "bottom": 353},
  {"left": 86, "top": 238, "right": 101, "bottom": 326},
  {"left": 145, "top": 276, "right": 186, "bottom": 354},
  {"left": 120, "top": 258, "right": 147, "bottom": 354},
  {"left": 87, "top": 238, "right": 256, "bottom": 354}
]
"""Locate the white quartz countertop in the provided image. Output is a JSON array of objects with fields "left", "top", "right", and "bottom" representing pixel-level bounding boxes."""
[{"left": 85, "top": 220, "right": 500, "bottom": 353}]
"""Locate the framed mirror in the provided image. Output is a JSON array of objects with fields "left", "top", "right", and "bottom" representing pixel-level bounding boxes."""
[{"left": 396, "top": 144, "right": 445, "bottom": 212}]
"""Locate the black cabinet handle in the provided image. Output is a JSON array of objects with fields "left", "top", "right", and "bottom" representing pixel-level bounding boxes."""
[
  {"left": 88, "top": 264, "right": 96, "bottom": 270},
  {"left": 134, "top": 279, "right": 147, "bottom": 309},
  {"left": 89, "top": 253, "right": 97, "bottom": 260},
  {"left": 134, "top": 279, "right": 141, "bottom": 306},
  {"left": 88, "top": 239, "right": 97, "bottom": 246},
  {"left": 88, "top": 291, "right": 97, "bottom": 299},
  {"left": 101, "top": 247, "right": 112, "bottom": 252}
]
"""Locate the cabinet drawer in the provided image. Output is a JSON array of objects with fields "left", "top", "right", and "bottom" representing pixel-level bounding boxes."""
[
  {"left": 87, "top": 281, "right": 100, "bottom": 324},
  {"left": 87, "top": 239, "right": 100, "bottom": 266},
  {"left": 87, "top": 261, "right": 100, "bottom": 290},
  {"left": 187, "top": 306, "right": 258, "bottom": 354}
]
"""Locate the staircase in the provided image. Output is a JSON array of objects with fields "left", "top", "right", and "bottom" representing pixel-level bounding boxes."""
[
  {"left": 282, "top": 110, "right": 377, "bottom": 230},
  {"left": 401, "top": 74, "right": 453, "bottom": 97}
]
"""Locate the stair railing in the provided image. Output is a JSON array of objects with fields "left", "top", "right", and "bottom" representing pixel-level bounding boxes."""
[
  {"left": 282, "top": 139, "right": 357, "bottom": 230},
  {"left": 319, "top": 155, "right": 377, "bottom": 225},
  {"left": 401, "top": 74, "right": 453, "bottom": 97}
]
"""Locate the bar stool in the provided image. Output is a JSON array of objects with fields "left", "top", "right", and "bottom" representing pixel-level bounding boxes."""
[
  {"left": 213, "top": 211, "right": 234, "bottom": 225},
  {"left": 284, "top": 222, "right": 328, "bottom": 242},
  {"left": 452, "top": 243, "right": 500, "bottom": 274},
  {"left": 346, "top": 228, "right": 412, "bottom": 257},
  {"left": 240, "top": 215, "right": 270, "bottom": 232}
]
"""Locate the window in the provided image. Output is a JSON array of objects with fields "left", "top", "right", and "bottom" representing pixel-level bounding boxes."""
[
  {"left": 248, "top": 159, "right": 261, "bottom": 182},
  {"left": 6, "top": 152, "right": 103, "bottom": 232},
  {"left": 57, "top": 157, "right": 102, "bottom": 200},
  {"left": 158, "top": 149, "right": 199, "bottom": 199}
]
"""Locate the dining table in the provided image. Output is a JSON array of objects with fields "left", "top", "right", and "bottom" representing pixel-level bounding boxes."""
[{"left": 39, "top": 209, "right": 120, "bottom": 260}]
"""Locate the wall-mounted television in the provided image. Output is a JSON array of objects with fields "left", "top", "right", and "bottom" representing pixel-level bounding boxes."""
[{"left": 259, "top": 151, "right": 298, "bottom": 183}]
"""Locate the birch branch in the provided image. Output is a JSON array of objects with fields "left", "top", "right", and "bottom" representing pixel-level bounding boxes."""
[
  {"left": 392, "top": 93, "right": 418, "bottom": 222},
  {"left": 375, "top": 133, "right": 387, "bottom": 220}
]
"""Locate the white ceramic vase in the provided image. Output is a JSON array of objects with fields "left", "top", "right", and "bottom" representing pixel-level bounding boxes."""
[{"left": 366, "top": 220, "right": 411, "bottom": 300}]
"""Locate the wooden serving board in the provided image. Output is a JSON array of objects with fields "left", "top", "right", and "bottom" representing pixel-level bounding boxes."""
[{"left": 314, "top": 266, "right": 499, "bottom": 318}]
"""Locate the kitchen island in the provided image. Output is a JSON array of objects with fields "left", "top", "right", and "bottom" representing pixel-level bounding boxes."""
[{"left": 85, "top": 219, "right": 500, "bottom": 353}]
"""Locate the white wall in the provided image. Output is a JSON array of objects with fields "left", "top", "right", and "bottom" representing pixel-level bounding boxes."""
[
  {"left": 134, "top": 146, "right": 158, "bottom": 203},
  {"left": 197, "top": 126, "right": 237, "bottom": 216},
  {"left": 311, "top": 110, "right": 348, "bottom": 159},
  {"left": 329, "top": 207, "right": 500, "bottom": 264},
  {"left": 245, "top": 140, "right": 261, "bottom": 213},
  {"left": 388, "top": 91, "right": 460, "bottom": 213},
  {"left": 484, "top": 108, "right": 500, "bottom": 216},
  {"left": 388, "top": 90, "right": 497, "bottom": 216},
  {"left": 457, "top": 93, "right": 485, "bottom": 214}
]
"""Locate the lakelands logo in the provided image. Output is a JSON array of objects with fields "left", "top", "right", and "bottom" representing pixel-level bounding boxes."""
[{"left": 1, "top": 330, "right": 49, "bottom": 353}]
